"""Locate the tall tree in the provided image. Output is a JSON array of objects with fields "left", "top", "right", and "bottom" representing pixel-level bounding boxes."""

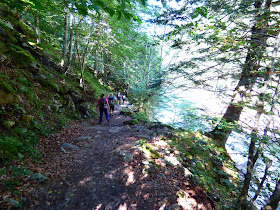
[
  {"left": 60, "top": 0, "right": 69, "bottom": 68},
  {"left": 153, "top": 0, "right": 279, "bottom": 146},
  {"left": 209, "top": 0, "right": 274, "bottom": 146}
]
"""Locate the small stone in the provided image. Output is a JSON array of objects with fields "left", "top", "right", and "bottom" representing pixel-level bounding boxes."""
[
  {"left": 123, "top": 153, "right": 133, "bottom": 162},
  {"left": 7, "top": 199, "right": 19, "bottom": 207},
  {"left": 61, "top": 143, "right": 79, "bottom": 150},
  {"left": 137, "top": 134, "right": 151, "bottom": 139},
  {"left": 82, "top": 122, "right": 91, "bottom": 127},
  {"left": 83, "top": 143, "right": 92, "bottom": 148},
  {"left": 3, "top": 21, "right": 14, "bottom": 29},
  {"left": 29, "top": 173, "right": 49, "bottom": 183},
  {"left": 168, "top": 204, "right": 183, "bottom": 210},
  {"left": 118, "top": 150, "right": 133, "bottom": 162},
  {"left": 108, "top": 127, "right": 123, "bottom": 133},
  {"left": 72, "top": 136, "right": 92, "bottom": 142},
  {"left": 2, "top": 120, "right": 15, "bottom": 128}
]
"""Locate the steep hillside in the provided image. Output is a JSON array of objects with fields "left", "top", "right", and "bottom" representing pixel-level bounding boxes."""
[{"left": 0, "top": 8, "right": 109, "bottom": 179}]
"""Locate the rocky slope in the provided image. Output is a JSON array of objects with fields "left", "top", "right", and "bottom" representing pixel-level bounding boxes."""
[{"left": 0, "top": 8, "right": 111, "bottom": 206}]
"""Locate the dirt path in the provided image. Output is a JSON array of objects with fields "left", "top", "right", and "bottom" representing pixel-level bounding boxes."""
[{"left": 27, "top": 104, "right": 214, "bottom": 210}]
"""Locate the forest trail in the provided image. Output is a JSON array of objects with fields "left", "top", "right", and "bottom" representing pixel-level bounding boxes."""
[{"left": 27, "top": 103, "right": 214, "bottom": 210}]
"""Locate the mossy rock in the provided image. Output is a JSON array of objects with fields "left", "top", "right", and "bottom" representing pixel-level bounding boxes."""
[
  {"left": 7, "top": 44, "right": 36, "bottom": 67},
  {"left": 2, "top": 120, "right": 16, "bottom": 128},
  {"left": 36, "top": 75, "right": 60, "bottom": 92},
  {"left": 22, "top": 115, "right": 34, "bottom": 122},
  {"left": 123, "top": 119, "right": 140, "bottom": 125},
  {"left": 0, "top": 89, "right": 21, "bottom": 105},
  {"left": 120, "top": 109, "right": 133, "bottom": 117},
  {"left": 142, "top": 144, "right": 161, "bottom": 159}
]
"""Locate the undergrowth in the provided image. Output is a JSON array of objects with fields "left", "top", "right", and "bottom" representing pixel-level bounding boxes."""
[{"left": 170, "top": 132, "right": 239, "bottom": 208}]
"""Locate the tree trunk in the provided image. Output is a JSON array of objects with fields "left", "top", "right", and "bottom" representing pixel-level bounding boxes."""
[
  {"left": 94, "top": 48, "right": 99, "bottom": 76},
  {"left": 34, "top": 10, "right": 40, "bottom": 44},
  {"left": 209, "top": 0, "right": 272, "bottom": 147},
  {"left": 79, "top": 22, "right": 94, "bottom": 89},
  {"left": 251, "top": 160, "right": 272, "bottom": 203},
  {"left": 65, "top": 7, "right": 74, "bottom": 73},
  {"left": 237, "top": 13, "right": 279, "bottom": 209},
  {"left": 60, "top": 2, "right": 69, "bottom": 68},
  {"left": 238, "top": 71, "right": 268, "bottom": 208},
  {"left": 262, "top": 179, "right": 280, "bottom": 210}
]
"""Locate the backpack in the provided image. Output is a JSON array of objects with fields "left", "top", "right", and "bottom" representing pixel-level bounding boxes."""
[
  {"left": 122, "top": 95, "right": 126, "bottom": 100},
  {"left": 108, "top": 96, "right": 114, "bottom": 106},
  {"left": 99, "top": 98, "right": 105, "bottom": 109}
]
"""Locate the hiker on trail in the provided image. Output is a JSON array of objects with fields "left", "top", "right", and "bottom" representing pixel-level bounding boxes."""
[
  {"left": 96, "top": 93, "right": 110, "bottom": 124},
  {"left": 107, "top": 93, "right": 116, "bottom": 116},
  {"left": 117, "top": 91, "right": 122, "bottom": 105},
  {"left": 122, "top": 94, "right": 126, "bottom": 104}
]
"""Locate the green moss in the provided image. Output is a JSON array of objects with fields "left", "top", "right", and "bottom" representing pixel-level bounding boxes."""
[
  {"left": 84, "top": 71, "right": 109, "bottom": 97},
  {"left": 0, "top": 79, "right": 16, "bottom": 93},
  {"left": 18, "top": 20, "right": 36, "bottom": 38},
  {"left": 7, "top": 44, "right": 36, "bottom": 67},
  {"left": 17, "top": 76, "right": 28, "bottom": 85},
  {"left": 24, "top": 88, "right": 37, "bottom": 101},
  {"left": 132, "top": 111, "right": 151, "bottom": 123},
  {"left": 169, "top": 132, "right": 239, "bottom": 208},
  {"left": 142, "top": 144, "right": 161, "bottom": 159},
  {"left": 37, "top": 76, "right": 60, "bottom": 92}
]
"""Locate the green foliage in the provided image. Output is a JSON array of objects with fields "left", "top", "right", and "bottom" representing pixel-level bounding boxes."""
[
  {"left": 0, "top": 136, "right": 23, "bottom": 162},
  {"left": 17, "top": 76, "right": 29, "bottom": 86},
  {"left": 84, "top": 71, "right": 108, "bottom": 97},
  {"left": 0, "top": 78, "right": 17, "bottom": 93},
  {"left": 132, "top": 111, "right": 151, "bottom": 123},
  {"left": 216, "top": 118, "right": 239, "bottom": 131},
  {"left": 7, "top": 44, "right": 36, "bottom": 66},
  {"left": 10, "top": 165, "right": 32, "bottom": 178},
  {"left": 142, "top": 144, "right": 161, "bottom": 159},
  {"left": 170, "top": 132, "right": 239, "bottom": 207}
]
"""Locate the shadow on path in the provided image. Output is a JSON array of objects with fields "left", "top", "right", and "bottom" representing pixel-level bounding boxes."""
[{"left": 29, "top": 103, "right": 214, "bottom": 210}]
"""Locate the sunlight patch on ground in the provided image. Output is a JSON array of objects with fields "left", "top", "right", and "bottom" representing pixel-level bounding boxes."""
[
  {"left": 177, "top": 191, "right": 197, "bottom": 210},
  {"left": 94, "top": 203, "right": 102, "bottom": 209},
  {"left": 78, "top": 176, "right": 93, "bottom": 186},
  {"left": 149, "top": 139, "right": 181, "bottom": 167},
  {"left": 124, "top": 167, "right": 135, "bottom": 186},
  {"left": 104, "top": 169, "right": 118, "bottom": 179},
  {"left": 153, "top": 139, "right": 168, "bottom": 147},
  {"left": 118, "top": 202, "right": 128, "bottom": 210},
  {"left": 164, "top": 154, "right": 180, "bottom": 166}
]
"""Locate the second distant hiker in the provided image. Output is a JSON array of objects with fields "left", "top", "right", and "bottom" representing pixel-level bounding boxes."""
[
  {"left": 122, "top": 94, "right": 126, "bottom": 104},
  {"left": 96, "top": 93, "right": 110, "bottom": 124},
  {"left": 117, "top": 91, "right": 122, "bottom": 105},
  {"left": 107, "top": 93, "right": 116, "bottom": 116}
]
